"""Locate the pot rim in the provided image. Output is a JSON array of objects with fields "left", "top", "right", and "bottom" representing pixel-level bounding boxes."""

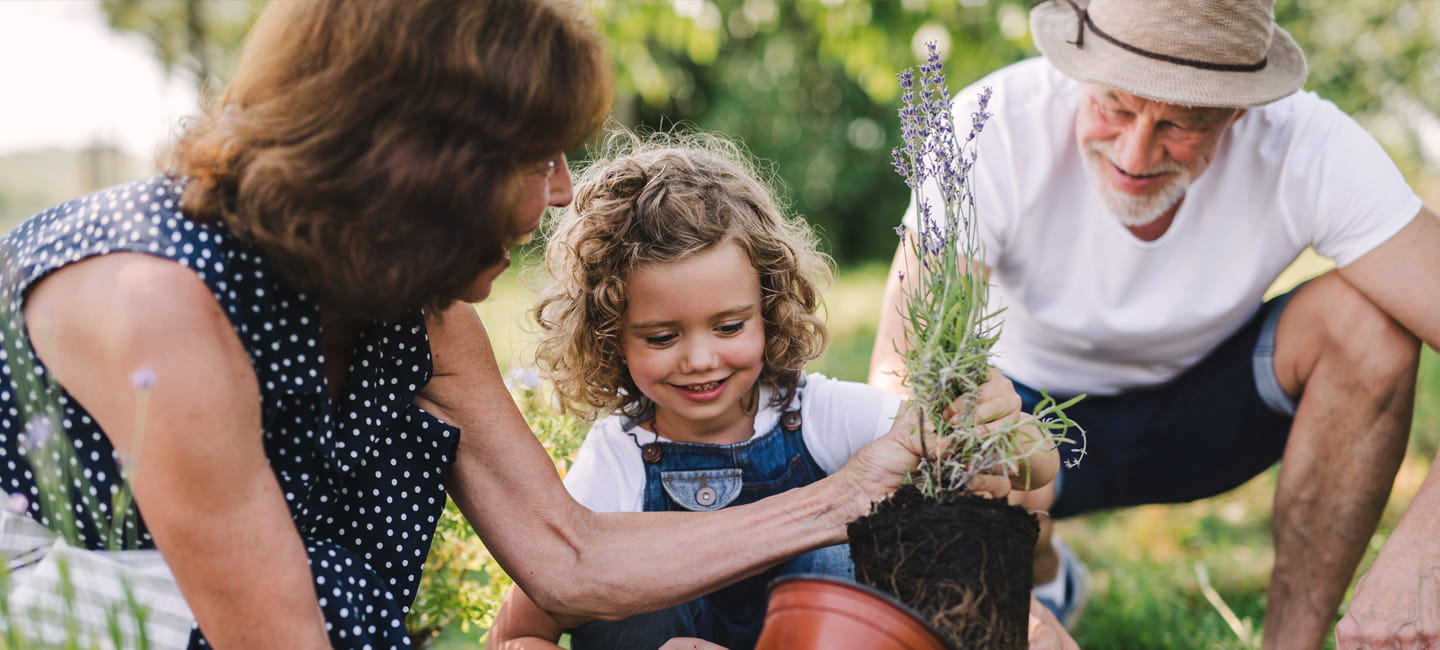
[{"left": 766, "top": 573, "right": 952, "bottom": 648}]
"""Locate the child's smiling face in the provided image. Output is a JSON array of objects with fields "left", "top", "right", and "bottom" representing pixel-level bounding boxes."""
[{"left": 620, "top": 241, "right": 767, "bottom": 444}]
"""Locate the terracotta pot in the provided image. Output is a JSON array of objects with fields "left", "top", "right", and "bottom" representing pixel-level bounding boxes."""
[
  {"left": 754, "top": 575, "right": 950, "bottom": 650},
  {"left": 849, "top": 489, "right": 1040, "bottom": 649}
]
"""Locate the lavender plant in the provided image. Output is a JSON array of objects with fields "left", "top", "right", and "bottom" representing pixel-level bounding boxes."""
[{"left": 891, "top": 43, "right": 1080, "bottom": 499}]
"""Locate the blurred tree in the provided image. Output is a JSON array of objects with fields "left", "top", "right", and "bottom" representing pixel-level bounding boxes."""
[
  {"left": 1275, "top": 2, "right": 1440, "bottom": 184},
  {"left": 597, "top": 0, "right": 1037, "bottom": 262},
  {"left": 99, "top": 0, "right": 1438, "bottom": 262},
  {"left": 98, "top": 0, "right": 264, "bottom": 96}
]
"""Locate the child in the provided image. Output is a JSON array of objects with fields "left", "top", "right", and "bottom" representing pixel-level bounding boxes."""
[{"left": 488, "top": 132, "right": 1056, "bottom": 650}]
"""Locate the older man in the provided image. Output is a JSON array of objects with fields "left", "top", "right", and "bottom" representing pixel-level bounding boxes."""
[{"left": 869, "top": 0, "right": 1440, "bottom": 648}]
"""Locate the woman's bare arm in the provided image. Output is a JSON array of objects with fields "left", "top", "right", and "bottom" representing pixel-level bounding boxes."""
[
  {"left": 419, "top": 303, "right": 920, "bottom": 625},
  {"left": 25, "top": 253, "right": 330, "bottom": 649}
]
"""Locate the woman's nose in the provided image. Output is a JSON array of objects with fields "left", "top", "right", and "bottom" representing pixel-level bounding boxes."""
[{"left": 549, "top": 155, "right": 574, "bottom": 208}]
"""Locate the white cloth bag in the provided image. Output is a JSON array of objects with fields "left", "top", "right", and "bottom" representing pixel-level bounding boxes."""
[{"left": 1, "top": 509, "right": 195, "bottom": 649}]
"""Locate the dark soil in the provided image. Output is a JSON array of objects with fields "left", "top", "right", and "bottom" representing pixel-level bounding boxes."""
[{"left": 848, "top": 484, "right": 1039, "bottom": 650}]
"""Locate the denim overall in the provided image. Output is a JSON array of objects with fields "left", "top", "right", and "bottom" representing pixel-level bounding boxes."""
[{"left": 568, "top": 404, "right": 854, "bottom": 650}]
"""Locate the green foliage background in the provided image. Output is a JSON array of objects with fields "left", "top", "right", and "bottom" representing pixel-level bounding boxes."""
[
  {"left": 99, "top": 0, "right": 1440, "bottom": 262},
  {"left": 87, "top": 1, "right": 1440, "bottom": 647}
]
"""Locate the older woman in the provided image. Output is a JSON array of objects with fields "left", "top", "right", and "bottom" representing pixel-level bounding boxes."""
[{"left": 0, "top": 1, "right": 940, "bottom": 648}]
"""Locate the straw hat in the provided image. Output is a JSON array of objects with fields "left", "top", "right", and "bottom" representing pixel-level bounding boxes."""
[{"left": 1031, "top": 0, "right": 1307, "bottom": 107}]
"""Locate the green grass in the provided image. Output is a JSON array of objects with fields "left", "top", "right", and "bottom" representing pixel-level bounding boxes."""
[{"left": 441, "top": 258, "right": 1440, "bottom": 650}]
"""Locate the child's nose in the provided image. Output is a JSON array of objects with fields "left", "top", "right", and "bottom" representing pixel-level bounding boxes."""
[{"left": 680, "top": 339, "right": 720, "bottom": 374}]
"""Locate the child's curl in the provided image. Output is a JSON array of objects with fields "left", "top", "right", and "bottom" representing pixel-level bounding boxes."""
[{"left": 534, "top": 129, "right": 834, "bottom": 419}]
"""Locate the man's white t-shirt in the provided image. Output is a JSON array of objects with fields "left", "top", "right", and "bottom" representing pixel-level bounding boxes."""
[
  {"left": 562, "top": 373, "right": 902, "bottom": 514},
  {"left": 906, "top": 58, "right": 1422, "bottom": 397}
]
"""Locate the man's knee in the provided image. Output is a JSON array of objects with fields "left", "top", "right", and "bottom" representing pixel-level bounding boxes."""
[{"left": 1281, "top": 273, "right": 1419, "bottom": 386}]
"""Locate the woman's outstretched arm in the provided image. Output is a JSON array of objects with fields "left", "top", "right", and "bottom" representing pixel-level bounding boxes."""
[{"left": 420, "top": 302, "right": 924, "bottom": 625}]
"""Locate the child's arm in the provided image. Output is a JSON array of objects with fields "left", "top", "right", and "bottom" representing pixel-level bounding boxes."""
[{"left": 488, "top": 585, "right": 565, "bottom": 650}]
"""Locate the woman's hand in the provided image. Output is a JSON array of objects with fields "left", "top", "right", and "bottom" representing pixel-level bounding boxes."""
[
  {"left": 841, "top": 366, "right": 1059, "bottom": 509},
  {"left": 836, "top": 400, "right": 933, "bottom": 516}
]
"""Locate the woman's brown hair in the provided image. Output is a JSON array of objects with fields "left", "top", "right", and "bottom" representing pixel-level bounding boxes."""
[
  {"left": 535, "top": 131, "right": 832, "bottom": 420},
  {"left": 169, "top": 0, "right": 612, "bottom": 320}
]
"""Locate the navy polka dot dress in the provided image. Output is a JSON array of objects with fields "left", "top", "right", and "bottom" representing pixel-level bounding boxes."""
[{"left": 0, "top": 175, "right": 460, "bottom": 649}]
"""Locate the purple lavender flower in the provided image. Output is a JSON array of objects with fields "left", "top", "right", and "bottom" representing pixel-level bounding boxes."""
[
  {"left": 892, "top": 150, "right": 910, "bottom": 181},
  {"left": 130, "top": 366, "right": 156, "bottom": 390},
  {"left": 887, "top": 39, "right": 1079, "bottom": 498},
  {"left": 21, "top": 415, "right": 53, "bottom": 453},
  {"left": 891, "top": 45, "right": 994, "bottom": 233}
]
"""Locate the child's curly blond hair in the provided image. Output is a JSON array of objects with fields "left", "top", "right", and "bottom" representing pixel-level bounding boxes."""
[{"left": 535, "top": 130, "right": 832, "bottom": 420}]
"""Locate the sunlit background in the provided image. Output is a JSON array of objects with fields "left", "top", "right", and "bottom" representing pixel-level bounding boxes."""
[
  {"left": 3, "top": 0, "right": 1436, "bottom": 260},
  {"left": 2, "top": 2, "right": 1439, "bottom": 647}
]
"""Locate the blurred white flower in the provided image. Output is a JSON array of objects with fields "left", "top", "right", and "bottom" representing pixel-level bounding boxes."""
[{"left": 507, "top": 366, "right": 543, "bottom": 392}]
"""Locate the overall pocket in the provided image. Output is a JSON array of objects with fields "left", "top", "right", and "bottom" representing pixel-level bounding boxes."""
[{"left": 659, "top": 468, "right": 743, "bottom": 511}]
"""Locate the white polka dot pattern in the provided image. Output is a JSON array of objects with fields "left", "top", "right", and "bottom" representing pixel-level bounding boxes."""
[{"left": 0, "top": 176, "right": 460, "bottom": 649}]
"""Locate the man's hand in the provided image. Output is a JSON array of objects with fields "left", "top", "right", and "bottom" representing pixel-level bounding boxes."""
[
  {"left": 1335, "top": 440, "right": 1440, "bottom": 650},
  {"left": 1029, "top": 596, "right": 1080, "bottom": 650},
  {"left": 949, "top": 367, "right": 1060, "bottom": 493},
  {"left": 1335, "top": 543, "right": 1440, "bottom": 649},
  {"left": 944, "top": 367, "right": 1023, "bottom": 429}
]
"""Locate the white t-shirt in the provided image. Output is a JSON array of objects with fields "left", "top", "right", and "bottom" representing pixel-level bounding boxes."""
[
  {"left": 904, "top": 58, "right": 1422, "bottom": 396},
  {"left": 562, "top": 373, "right": 903, "bottom": 514}
]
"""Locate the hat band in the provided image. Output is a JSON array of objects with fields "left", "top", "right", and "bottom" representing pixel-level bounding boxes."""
[{"left": 1047, "top": 0, "right": 1269, "bottom": 73}]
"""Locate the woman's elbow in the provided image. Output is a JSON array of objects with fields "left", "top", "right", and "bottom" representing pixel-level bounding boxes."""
[{"left": 525, "top": 584, "right": 615, "bottom": 628}]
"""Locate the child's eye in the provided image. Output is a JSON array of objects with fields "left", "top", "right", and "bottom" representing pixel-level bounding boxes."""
[
  {"left": 717, "top": 322, "right": 745, "bottom": 336},
  {"left": 643, "top": 333, "right": 676, "bottom": 346}
]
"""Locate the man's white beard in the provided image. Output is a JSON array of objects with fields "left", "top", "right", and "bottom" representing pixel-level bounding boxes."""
[{"left": 1083, "top": 140, "right": 1193, "bottom": 228}]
